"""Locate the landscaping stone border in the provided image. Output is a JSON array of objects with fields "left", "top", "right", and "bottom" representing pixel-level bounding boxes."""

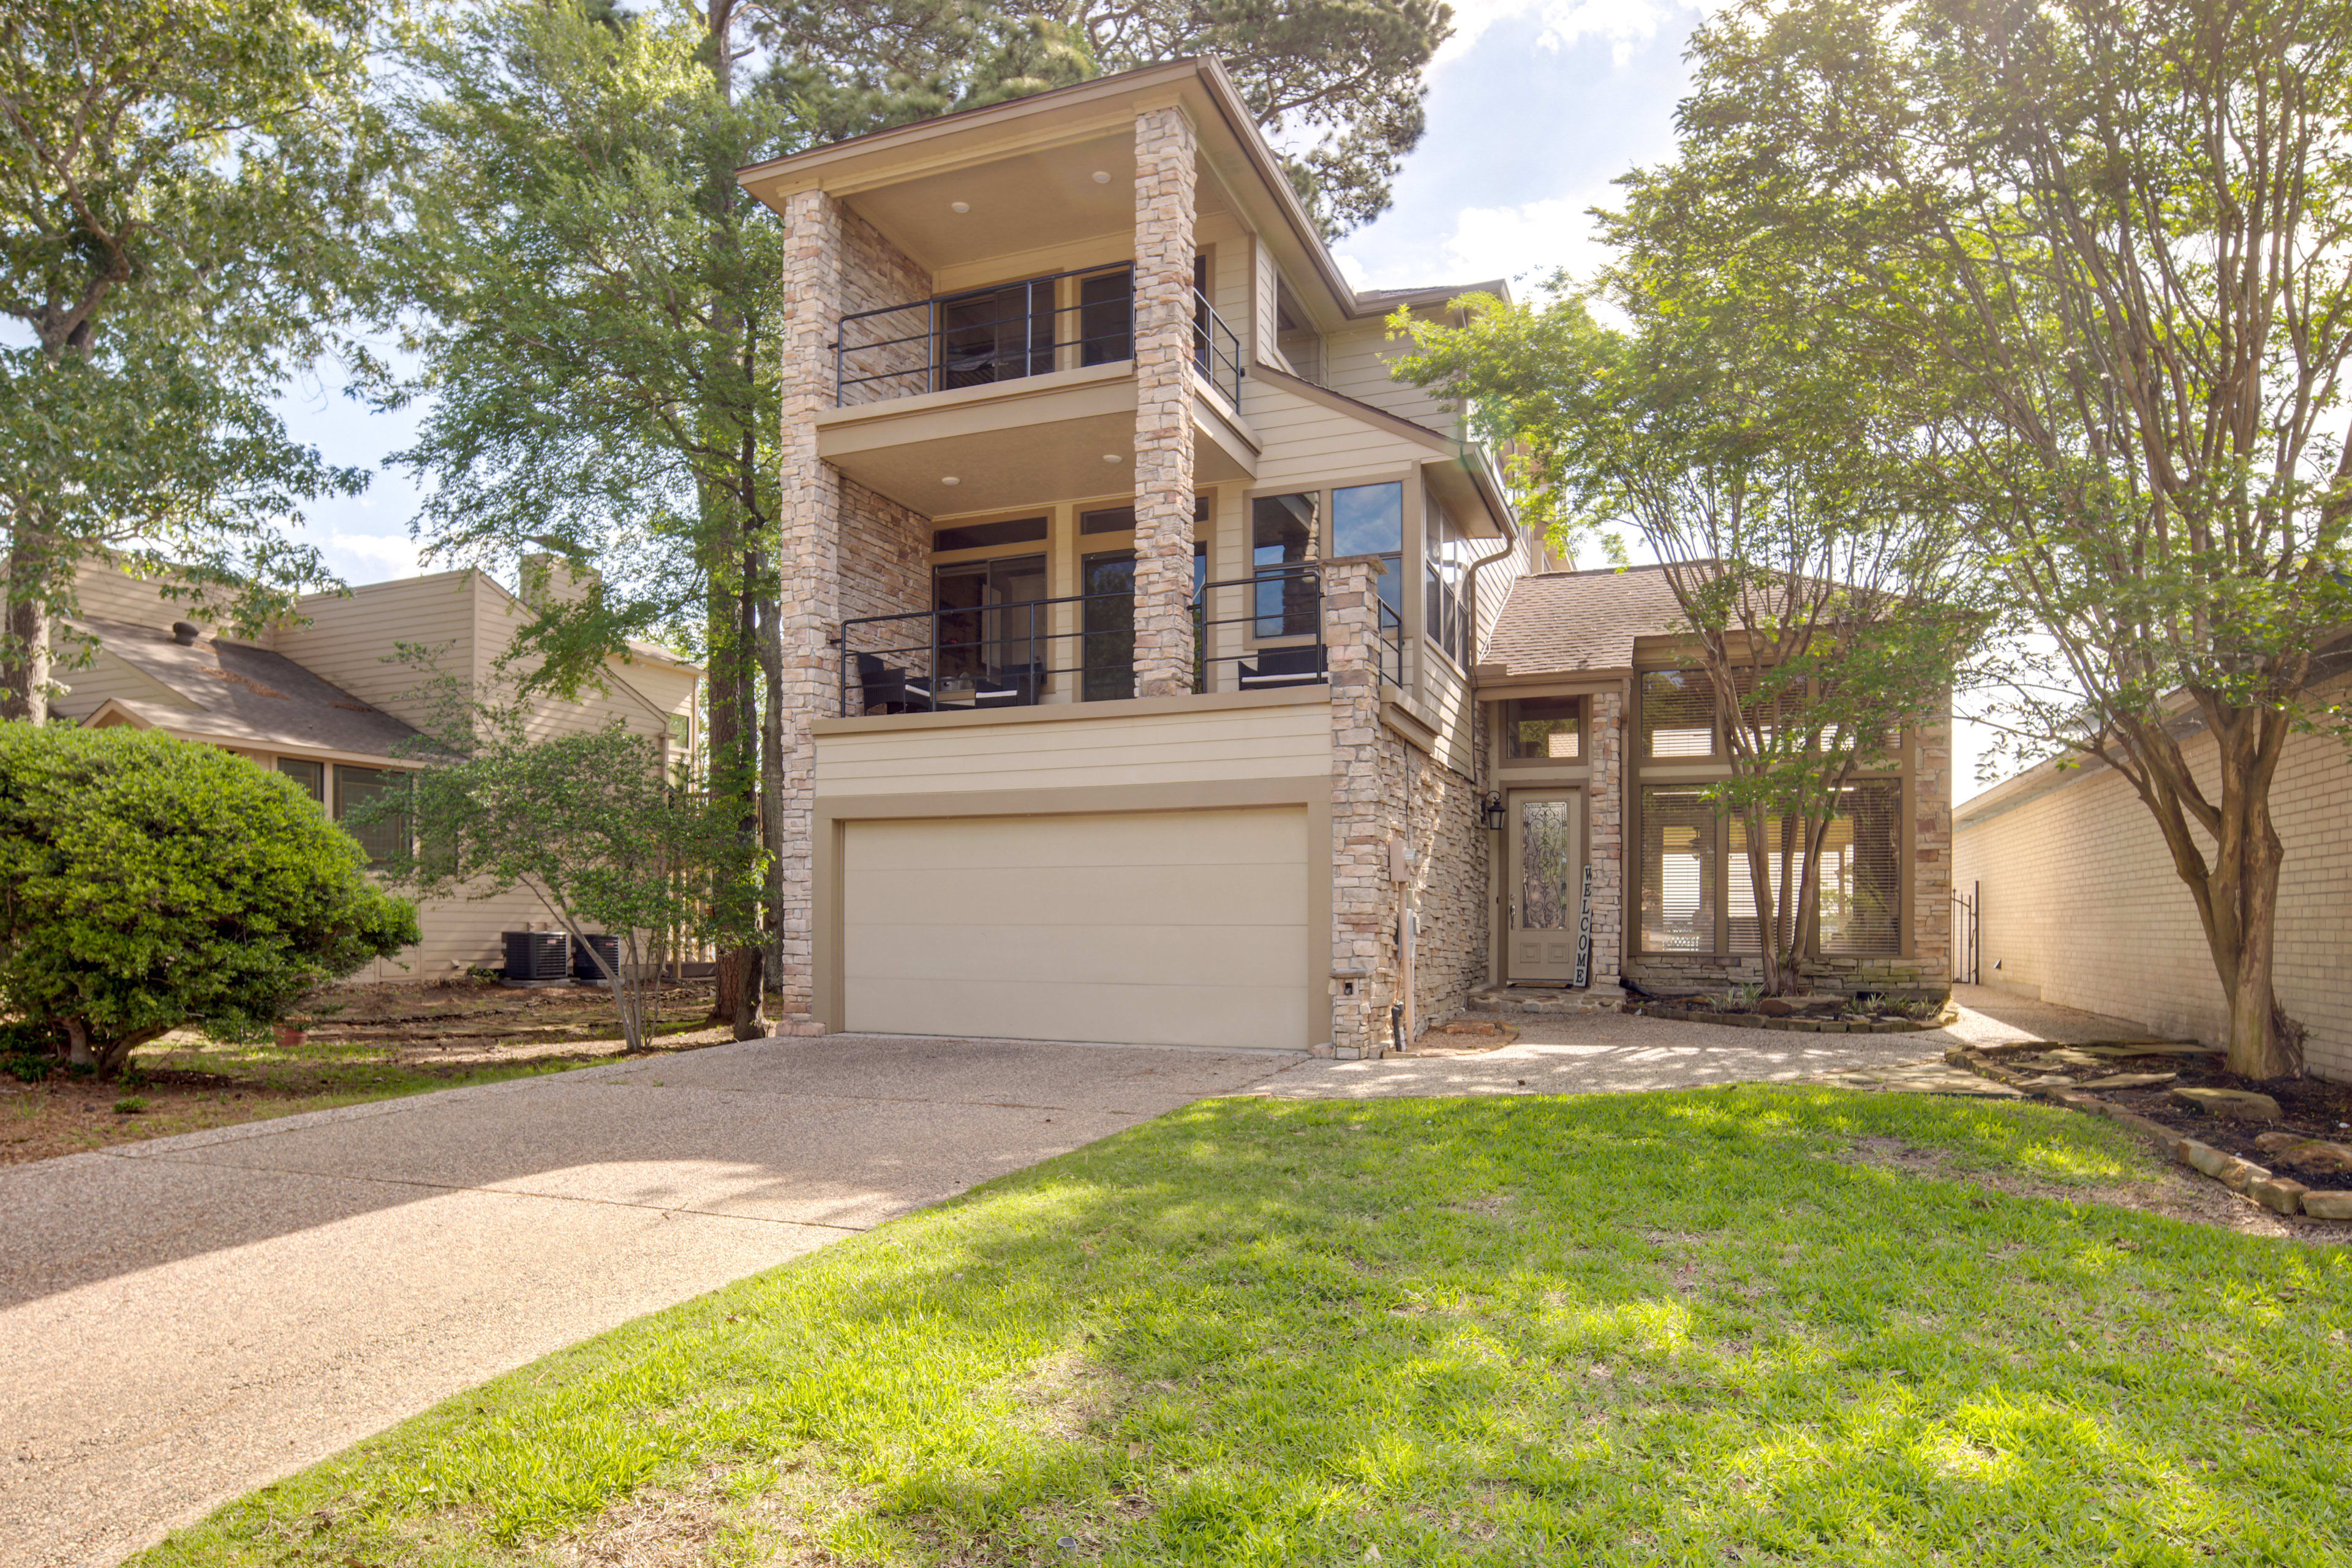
[
  {"left": 1948, "top": 1043, "right": 2351, "bottom": 1222},
  {"left": 1622, "top": 1000, "right": 1959, "bottom": 1035}
]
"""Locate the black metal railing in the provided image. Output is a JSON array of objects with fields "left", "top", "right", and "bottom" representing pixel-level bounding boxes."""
[
  {"left": 837, "top": 565, "right": 1344, "bottom": 715},
  {"left": 1193, "top": 287, "right": 1245, "bottom": 405},
  {"left": 833, "top": 263, "right": 1247, "bottom": 408},
  {"left": 1192, "top": 566, "right": 1327, "bottom": 695},
  {"left": 1376, "top": 595, "right": 1405, "bottom": 690},
  {"left": 835, "top": 263, "right": 1133, "bottom": 406}
]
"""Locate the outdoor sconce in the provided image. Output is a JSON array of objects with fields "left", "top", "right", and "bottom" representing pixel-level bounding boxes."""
[{"left": 1480, "top": 792, "right": 1507, "bottom": 832}]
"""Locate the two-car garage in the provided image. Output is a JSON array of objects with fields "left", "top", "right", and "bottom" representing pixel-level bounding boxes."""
[{"left": 839, "top": 805, "right": 1311, "bottom": 1049}]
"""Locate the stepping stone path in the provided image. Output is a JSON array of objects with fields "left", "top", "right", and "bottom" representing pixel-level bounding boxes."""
[
  {"left": 1806, "top": 1058, "right": 2026, "bottom": 1098},
  {"left": 2170, "top": 1085, "right": 2283, "bottom": 1121},
  {"left": 2079, "top": 1071, "right": 2178, "bottom": 1090}
]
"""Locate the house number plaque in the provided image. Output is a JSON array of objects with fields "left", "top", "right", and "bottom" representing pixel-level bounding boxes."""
[{"left": 1574, "top": 864, "right": 1593, "bottom": 987}]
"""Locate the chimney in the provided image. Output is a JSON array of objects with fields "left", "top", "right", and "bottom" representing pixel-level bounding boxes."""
[{"left": 519, "top": 551, "right": 600, "bottom": 611}]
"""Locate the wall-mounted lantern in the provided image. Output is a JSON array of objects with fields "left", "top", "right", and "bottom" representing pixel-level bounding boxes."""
[{"left": 1480, "top": 792, "right": 1507, "bottom": 832}]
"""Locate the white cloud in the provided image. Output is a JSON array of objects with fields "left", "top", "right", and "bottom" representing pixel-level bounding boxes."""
[
  {"left": 326, "top": 530, "right": 423, "bottom": 581},
  {"left": 1439, "top": 0, "right": 1730, "bottom": 66},
  {"left": 1439, "top": 193, "right": 1620, "bottom": 292}
]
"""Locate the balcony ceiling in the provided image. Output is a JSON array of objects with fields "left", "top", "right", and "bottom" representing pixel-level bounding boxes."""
[
  {"left": 817, "top": 366, "right": 1253, "bottom": 514},
  {"left": 845, "top": 130, "right": 1227, "bottom": 276}
]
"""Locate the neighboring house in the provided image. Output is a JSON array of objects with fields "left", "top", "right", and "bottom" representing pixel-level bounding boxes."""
[
  {"left": 53, "top": 555, "right": 703, "bottom": 982},
  {"left": 741, "top": 56, "right": 1954, "bottom": 1057},
  {"left": 1954, "top": 663, "right": 2352, "bottom": 1084}
]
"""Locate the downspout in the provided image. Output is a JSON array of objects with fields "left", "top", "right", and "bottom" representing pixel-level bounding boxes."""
[{"left": 1461, "top": 476, "right": 1523, "bottom": 1000}]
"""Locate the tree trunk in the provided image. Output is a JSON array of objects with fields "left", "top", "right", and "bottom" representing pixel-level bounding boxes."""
[
  {"left": 1738, "top": 806, "right": 1785, "bottom": 996},
  {"left": 753, "top": 551, "right": 785, "bottom": 992},
  {"left": 2222, "top": 786, "right": 2297, "bottom": 1080},
  {"left": 1, "top": 541, "right": 51, "bottom": 724}
]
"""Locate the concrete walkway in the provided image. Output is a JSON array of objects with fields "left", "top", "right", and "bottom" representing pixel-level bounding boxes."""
[
  {"left": 1, "top": 985, "right": 2157, "bottom": 1568},
  {"left": 0, "top": 1035, "right": 1294, "bottom": 1568},
  {"left": 1255, "top": 984, "right": 2164, "bottom": 1100}
]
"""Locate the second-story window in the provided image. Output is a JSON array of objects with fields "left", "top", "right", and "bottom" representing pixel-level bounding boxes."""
[
  {"left": 1332, "top": 481, "right": 1403, "bottom": 620},
  {"left": 1252, "top": 493, "right": 1319, "bottom": 638}
]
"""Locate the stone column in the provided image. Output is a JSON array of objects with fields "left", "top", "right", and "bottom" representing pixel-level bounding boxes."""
[
  {"left": 1913, "top": 707, "right": 1954, "bottom": 981},
  {"left": 1325, "top": 557, "right": 1402, "bottom": 1058},
  {"left": 1130, "top": 104, "right": 1198, "bottom": 697},
  {"left": 1585, "top": 686, "right": 1627, "bottom": 992},
  {"left": 774, "top": 187, "right": 847, "bottom": 1034}
]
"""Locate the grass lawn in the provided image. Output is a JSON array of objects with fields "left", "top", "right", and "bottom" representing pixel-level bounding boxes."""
[{"left": 139, "top": 1087, "right": 2350, "bottom": 1567}]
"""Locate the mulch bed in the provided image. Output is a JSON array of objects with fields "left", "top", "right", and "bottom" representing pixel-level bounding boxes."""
[{"left": 1954, "top": 1039, "right": 2352, "bottom": 1219}]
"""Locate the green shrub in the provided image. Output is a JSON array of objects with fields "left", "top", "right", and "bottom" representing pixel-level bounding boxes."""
[{"left": 0, "top": 726, "right": 420, "bottom": 1077}]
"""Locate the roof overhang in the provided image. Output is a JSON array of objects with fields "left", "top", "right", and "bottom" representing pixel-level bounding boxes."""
[{"left": 736, "top": 58, "right": 1480, "bottom": 332}]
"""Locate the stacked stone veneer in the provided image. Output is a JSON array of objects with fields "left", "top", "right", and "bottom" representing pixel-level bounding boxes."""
[
  {"left": 1325, "top": 558, "right": 1406, "bottom": 1058},
  {"left": 1404, "top": 733, "right": 1486, "bottom": 1032},
  {"left": 1129, "top": 104, "right": 1197, "bottom": 696},
  {"left": 835, "top": 200, "right": 939, "bottom": 405},
  {"left": 775, "top": 188, "right": 933, "bottom": 1028},
  {"left": 1622, "top": 714, "right": 1954, "bottom": 1001}
]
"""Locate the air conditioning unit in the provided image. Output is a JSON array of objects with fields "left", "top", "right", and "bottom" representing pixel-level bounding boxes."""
[
  {"left": 502, "top": 930, "right": 570, "bottom": 984},
  {"left": 573, "top": 933, "right": 619, "bottom": 985}
]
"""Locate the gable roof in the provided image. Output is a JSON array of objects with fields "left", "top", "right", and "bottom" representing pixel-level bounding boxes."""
[
  {"left": 1483, "top": 565, "right": 1689, "bottom": 678},
  {"left": 72, "top": 616, "right": 429, "bottom": 760}
]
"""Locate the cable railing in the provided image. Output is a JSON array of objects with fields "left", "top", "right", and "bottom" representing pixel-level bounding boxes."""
[
  {"left": 835, "top": 565, "right": 1341, "bottom": 715},
  {"left": 832, "top": 262, "right": 1248, "bottom": 408}
]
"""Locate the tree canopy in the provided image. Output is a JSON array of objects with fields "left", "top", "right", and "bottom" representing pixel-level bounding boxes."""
[
  {"left": 1649, "top": 0, "right": 2352, "bottom": 1074},
  {"left": 0, "top": 0, "right": 390, "bottom": 718}
]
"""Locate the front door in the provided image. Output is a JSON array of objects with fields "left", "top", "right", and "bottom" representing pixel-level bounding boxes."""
[{"left": 1507, "top": 789, "right": 1583, "bottom": 983}]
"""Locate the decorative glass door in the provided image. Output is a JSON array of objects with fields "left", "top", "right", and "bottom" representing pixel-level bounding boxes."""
[{"left": 1507, "top": 790, "right": 1583, "bottom": 983}]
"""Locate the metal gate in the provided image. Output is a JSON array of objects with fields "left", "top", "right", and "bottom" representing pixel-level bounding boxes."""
[{"left": 1951, "top": 880, "right": 1980, "bottom": 984}]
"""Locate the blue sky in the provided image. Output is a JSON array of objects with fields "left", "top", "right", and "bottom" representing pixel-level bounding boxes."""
[{"left": 277, "top": 1, "right": 1994, "bottom": 794}]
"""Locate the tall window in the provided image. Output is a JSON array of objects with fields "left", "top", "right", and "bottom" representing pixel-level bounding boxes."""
[
  {"left": 1820, "top": 782, "right": 1901, "bottom": 954},
  {"left": 1079, "top": 550, "right": 1134, "bottom": 702},
  {"left": 1642, "top": 789, "right": 1905, "bottom": 956},
  {"left": 933, "top": 554, "right": 1047, "bottom": 682},
  {"left": 1332, "top": 481, "right": 1403, "bottom": 619},
  {"left": 1640, "top": 787, "right": 1717, "bottom": 952},
  {"left": 1642, "top": 669, "right": 1716, "bottom": 758},
  {"left": 1252, "top": 492, "right": 1318, "bottom": 638},
  {"left": 1423, "top": 514, "right": 1472, "bottom": 668},
  {"left": 334, "top": 766, "right": 409, "bottom": 867}
]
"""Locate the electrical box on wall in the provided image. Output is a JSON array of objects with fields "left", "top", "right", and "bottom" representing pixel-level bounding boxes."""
[{"left": 1389, "top": 837, "right": 1411, "bottom": 884}]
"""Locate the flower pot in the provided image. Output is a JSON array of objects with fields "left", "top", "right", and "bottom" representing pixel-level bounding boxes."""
[{"left": 276, "top": 1024, "right": 307, "bottom": 1050}]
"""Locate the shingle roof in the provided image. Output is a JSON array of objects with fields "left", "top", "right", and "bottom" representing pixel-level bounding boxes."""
[
  {"left": 74, "top": 616, "right": 431, "bottom": 758},
  {"left": 1483, "top": 565, "right": 1689, "bottom": 676}
]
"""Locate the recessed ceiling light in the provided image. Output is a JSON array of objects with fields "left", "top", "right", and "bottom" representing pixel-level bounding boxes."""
[
  {"left": 1091, "top": 170, "right": 1111, "bottom": 184},
  {"left": 1102, "top": 453, "right": 1123, "bottom": 463},
  {"left": 940, "top": 475, "right": 961, "bottom": 485},
  {"left": 949, "top": 200, "right": 970, "bottom": 213}
]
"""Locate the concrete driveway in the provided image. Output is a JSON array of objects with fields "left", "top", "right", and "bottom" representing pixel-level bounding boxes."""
[{"left": 0, "top": 1034, "right": 1296, "bottom": 1568}]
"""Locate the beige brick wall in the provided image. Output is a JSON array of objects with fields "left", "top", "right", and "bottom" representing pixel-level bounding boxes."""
[
  {"left": 1130, "top": 103, "right": 1198, "bottom": 696},
  {"left": 1954, "top": 695, "right": 2352, "bottom": 1082}
]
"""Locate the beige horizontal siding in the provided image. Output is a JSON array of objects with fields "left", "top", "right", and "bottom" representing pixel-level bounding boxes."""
[
  {"left": 49, "top": 649, "right": 194, "bottom": 720},
  {"left": 816, "top": 702, "right": 1333, "bottom": 795},
  {"left": 272, "top": 576, "right": 482, "bottom": 725},
  {"left": 1321, "top": 317, "right": 1460, "bottom": 431},
  {"left": 1242, "top": 380, "right": 1443, "bottom": 492}
]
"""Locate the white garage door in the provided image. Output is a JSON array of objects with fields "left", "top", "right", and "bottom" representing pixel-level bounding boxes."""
[{"left": 843, "top": 807, "right": 1309, "bottom": 1049}]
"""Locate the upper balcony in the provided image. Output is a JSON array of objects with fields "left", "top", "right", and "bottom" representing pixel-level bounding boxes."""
[
  {"left": 816, "top": 261, "right": 1254, "bottom": 516},
  {"left": 836, "top": 262, "right": 1243, "bottom": 410}
]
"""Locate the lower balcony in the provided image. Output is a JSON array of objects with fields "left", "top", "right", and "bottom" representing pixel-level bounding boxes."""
[{"left": 832, "top": 566, "right": 1401, "bottom": 717}]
